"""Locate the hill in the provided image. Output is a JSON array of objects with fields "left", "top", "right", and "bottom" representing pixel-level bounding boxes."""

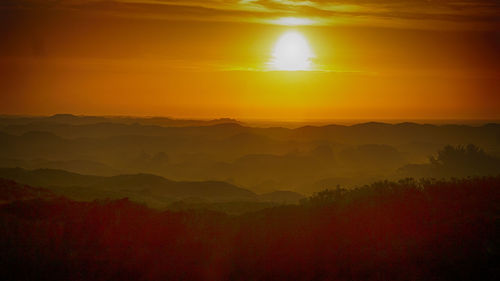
[
  {"left": 259, "top": 190, "right": 305, "bottom": 203},
  {"left": 1, "top": 117, "right": 500, "bottom": 193},
  {"left": 0, "top": 167, "right": 258, "bottom": 208},
  {"left": 0, "top": 178, "right": 54, "bottom": 203}
]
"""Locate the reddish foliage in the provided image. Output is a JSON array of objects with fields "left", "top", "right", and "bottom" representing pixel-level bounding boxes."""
[{"left": 0, "top": 177, "right": 498, "bottom": 281}]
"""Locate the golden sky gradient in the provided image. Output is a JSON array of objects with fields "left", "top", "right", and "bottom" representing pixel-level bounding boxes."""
[{"left": 0, "top": 0, "right": 499, "bottom": 120}]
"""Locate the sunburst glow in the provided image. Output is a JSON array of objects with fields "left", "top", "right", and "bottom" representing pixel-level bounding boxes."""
[
  {"left": 268, "top": 31, "right": 315, "bottom": 71},
  {"left": 270, "top": 17, "right": 316, "bottom": 26}
]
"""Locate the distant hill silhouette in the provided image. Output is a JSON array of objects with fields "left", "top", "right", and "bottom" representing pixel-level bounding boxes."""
[
  {"left": 1, "top": 115, "right": 500, "bottom": 193},
  {"left": 0, "top": 168, "right": 258, "bottom": 208},
  {"left": 0, "top": 158, "right": 118, "bottom": 176},
  {"left": 1, "top": 116, "right": 499, "bottom": 145},
  {"left": 0, "top": 114, "right": 242, "bottom": 128}
]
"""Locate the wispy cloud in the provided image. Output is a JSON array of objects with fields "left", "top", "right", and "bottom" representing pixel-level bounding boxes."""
[{"left": 1, "top": 0, "right": 499, "bottom": 29}]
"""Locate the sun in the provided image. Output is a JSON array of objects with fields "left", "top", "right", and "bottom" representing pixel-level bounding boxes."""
[{"left": 268, "top": 31, "right": 315, "bottom": 71}]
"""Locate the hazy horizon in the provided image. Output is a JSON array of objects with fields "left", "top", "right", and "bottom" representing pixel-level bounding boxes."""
[{"left": 1, "top": 113, "right": 499, "bottom": 127}]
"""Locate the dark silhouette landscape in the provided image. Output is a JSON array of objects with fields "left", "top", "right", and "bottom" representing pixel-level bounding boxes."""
[
  {"left": 1, "top": 176, "right": 498, "bottom": 281},
  {"left": 0, "top": 115, "right": 499, "bottom": 280}
]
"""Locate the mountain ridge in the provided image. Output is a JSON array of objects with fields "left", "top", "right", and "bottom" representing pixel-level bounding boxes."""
[{"left": 0, "top": 167, "right": 259, "bottom": 207}]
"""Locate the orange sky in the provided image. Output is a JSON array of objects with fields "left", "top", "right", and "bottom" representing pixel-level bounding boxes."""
[{"left": 0, "top": 0, "right": 499, "bottom": 120}]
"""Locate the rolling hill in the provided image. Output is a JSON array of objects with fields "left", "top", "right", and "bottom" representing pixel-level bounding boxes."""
[{"left": 0, "top": 167, "right": 258, "bottom": 208}]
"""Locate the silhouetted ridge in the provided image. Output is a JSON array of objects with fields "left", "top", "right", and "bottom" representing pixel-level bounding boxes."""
[
  {"left": 0, "top": 178, "right": 54, "bottom": 202},
  {"left": 0, "top": 167, "right": 257, "bottom": 206},
  {"left": 1, "top": 116, "right": 499, "bottom": 194},
  {"left": 351, "top": 121, "right": 392, "bottom": 128},
  {"left": 0, "top": 115, "right": 244, "bottom": 129}
]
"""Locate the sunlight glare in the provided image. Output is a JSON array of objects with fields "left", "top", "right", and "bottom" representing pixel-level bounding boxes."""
[
  {"left": 269, "top": 31, "right": 315, "bottom": 71},
  {"left": 270, "top": 17, "right": 316, "bottom": 26}
]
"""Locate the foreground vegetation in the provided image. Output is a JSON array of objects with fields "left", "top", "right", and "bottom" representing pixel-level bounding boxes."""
[{"left": 1, "top": 177, "right": 498, "bottom": 281}]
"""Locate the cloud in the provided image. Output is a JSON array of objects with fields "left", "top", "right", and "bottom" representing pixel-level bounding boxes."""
[{"left": 1, "top": 0, "right": 499, "bottom": 29}]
